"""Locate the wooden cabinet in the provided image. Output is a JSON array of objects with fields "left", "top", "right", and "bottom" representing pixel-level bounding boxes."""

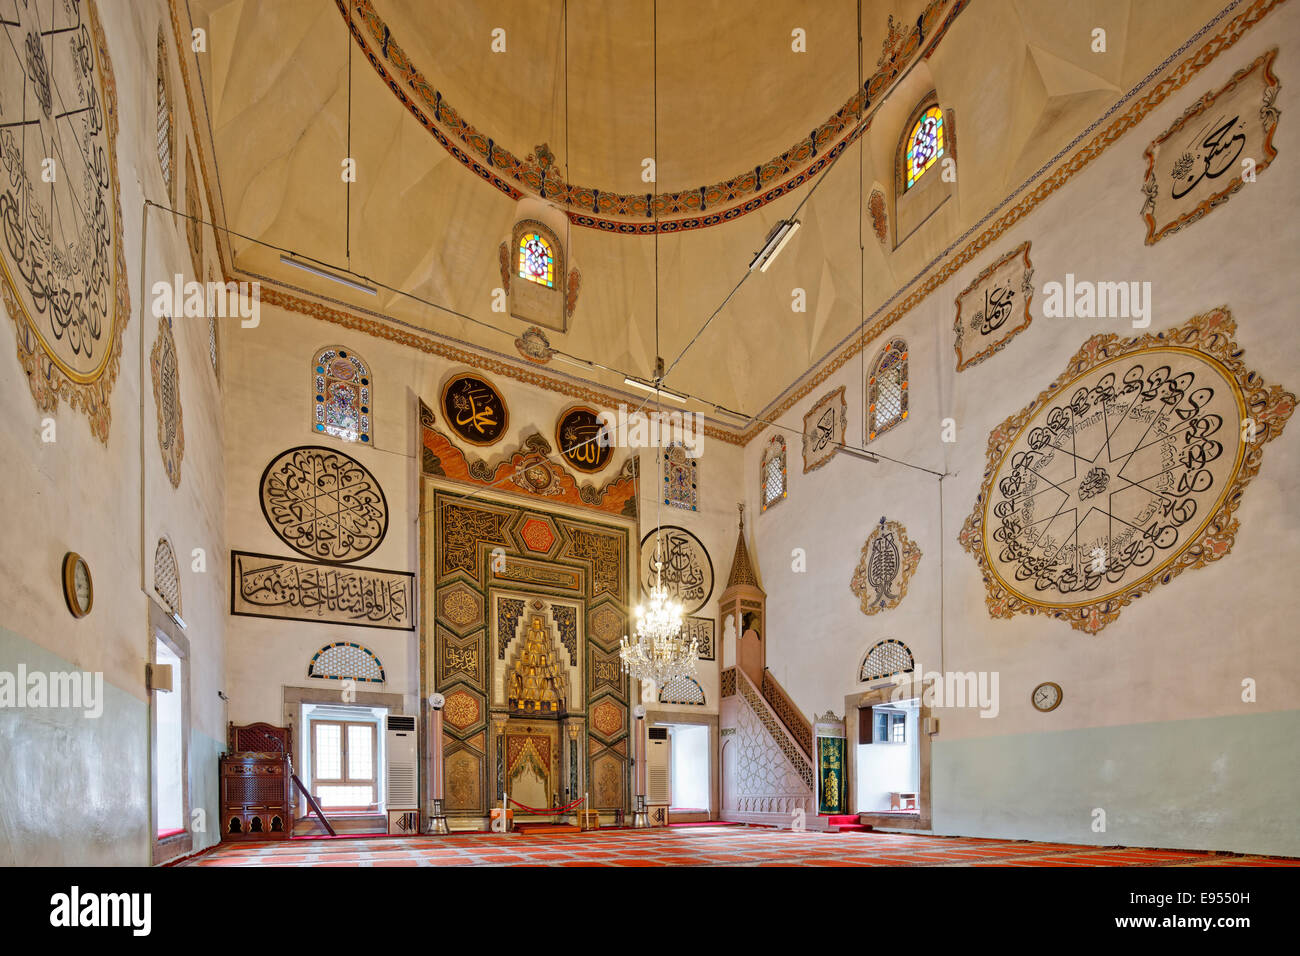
[{"left": 220, "top": 722, "right": 294, "bottom": 842}]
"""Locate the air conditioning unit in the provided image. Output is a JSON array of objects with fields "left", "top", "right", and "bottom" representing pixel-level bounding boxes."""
[
  {"left": 386, "top": 715, "right": 418, "bottom": 811},
  {"left": 646, "top": 726, "right": 672, "bottom": 805}
]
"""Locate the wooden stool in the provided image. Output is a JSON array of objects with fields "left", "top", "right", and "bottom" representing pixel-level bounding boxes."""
[{"left": 578, "top": 809, "right": 600, "bottom": 831}]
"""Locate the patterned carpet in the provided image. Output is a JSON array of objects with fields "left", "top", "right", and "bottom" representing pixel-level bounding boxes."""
[{"left": 184, "top": 826, "right": 1299, "bottom": 867}]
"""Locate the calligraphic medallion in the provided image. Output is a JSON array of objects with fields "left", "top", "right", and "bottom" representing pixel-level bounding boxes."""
[
  {"left": 1142, "top": 49, "right": 1280, "bottom": 245},
  {"left": 556, "top": 405, "right": 612, "bottom": 473},
  {"left": 850, "top": 517, "right": 921, "bottom": 615},
  {"left": 442, "top": 373, "right": 508, "bottom": 446},
  {"left": 959, "top": 308, "right": 1294, "bottom": 634},
  {"left": 260, "top": 446, "right": 389, "bottom": 563},
  {"left": 0, "top": 0, "right": 130, "bottom": 442},
  {"left": 640, "top": 525, "right": 714, "bottom": 615},
  {"left": 802, "top": 386, "right": 847, "bottom": 473},
  {"left": 953, "top": 242, "right": 1034, "bottom": 372}
]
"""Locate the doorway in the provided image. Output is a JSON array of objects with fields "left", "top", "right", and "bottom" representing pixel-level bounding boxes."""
[
  {"left": 856, "top": 697, "right": 921, "bottom": 814},
  {"left": 150, "top": 601, "right": 191, "bottom": 864}
]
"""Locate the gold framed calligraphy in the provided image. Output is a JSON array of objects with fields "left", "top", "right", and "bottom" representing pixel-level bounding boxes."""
[
  {"left": 958, "top": 307, "right": 1294, "bottom": 634},
  {"left": 953, "top": 242, "right": 1034, "bottom": 372},
  {"left": 442, "top": 373, "right": 509, "bottom": 446},
  {"left": 0, "top": 0, "right": 130, "bottom": 442},
  {"left": 556, "top": 405, "right": 612, "bottom": 473},
  {"left": 231, "top": 551, "right": 414, "bottom": 630},
  {"left": 640, "top": 526, "right": 714, "bottom": 615},
  {"left": 802, "top": 386, "right": 848, "bottom": 473},
  {"left": 850, "top": 517, "right": 922, "bottom": 616},
  {"left": 1142, "top": 49, "right": 1280, "bottom": 245},
  {"left": 260, "top": 446, "right": 389, "bottom": 563}
]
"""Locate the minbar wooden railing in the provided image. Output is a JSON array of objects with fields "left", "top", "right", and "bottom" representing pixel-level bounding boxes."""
[
  {"left": 761, "top": 669, "right": 814, "bottom": 759},
  {"left": 291, "top": 774, "right": 336, "bottom": 836},
  {"left": 731, "top": 668, "right": 815, "bottom": 791}
]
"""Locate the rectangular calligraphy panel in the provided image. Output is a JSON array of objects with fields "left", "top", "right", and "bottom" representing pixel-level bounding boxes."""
[
  {"left": 953, "top": 241, "right": 1034, "bottom": 372},
  {"left": 231, "top": 550, "right": 415, "bottom": 630}
]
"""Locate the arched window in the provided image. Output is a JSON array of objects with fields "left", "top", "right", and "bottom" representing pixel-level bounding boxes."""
[
  {"left": 658, "top": 675, "right": 706, "bottom": 706},
  {"left": 760, "top": 435, "right": 787, "bottom": 513},
  {"left": 308, "top": 642, "right": 385, "bottom": 683},
  {"left": 860, "top": 639, "right": 914, "bottom": 683},
  {"left": 313, "top": 346, "right": 372, "bottom": 444},
  {"left": 156, "top": 28, "right": 174, "bottom": 203},
  {"left": 867, "top": 337, "right": 908, "bottom": 442},
  {"left": 663, "top": 442, "right": 698, "bottom": 512},
  {"left": 207, "top": 267, "right": 220, "bottom": 380},
  {"left": 518, "top": 232, "right": 555, "bottom": 288},
  {"left": 904, "top": 105, "right": 944, "bottom": 190},
  {"left": 154, "top": 537, "right": 181, "bottom": 616}
]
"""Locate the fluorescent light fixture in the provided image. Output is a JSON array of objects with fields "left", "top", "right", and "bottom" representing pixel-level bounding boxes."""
[
  {"left": 711, "top": 404, "right": 753, "bottom": 425},
  {"left": 840, "top": 447, "right": 879, "bottom": 464},
  {"left": 279, "top": 255, "right": 377, "bottom": 296},
  {"left": 171, "top": 612, "right": 187, "bottom": 630},
  {"left": 623, "top": 375, "right": 689, "bottom": 404},
  {"left": 750, "top": 218, "right": 801, "bottom": 272}
]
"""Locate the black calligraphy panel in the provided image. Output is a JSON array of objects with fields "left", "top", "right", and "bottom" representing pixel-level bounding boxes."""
[
  {"left": 640, "top": 525, "right": 714, "bottom": 615},
  {"left": 556, "top": 405, "right": 612, "bottom": 473},
  {"left": 231, "top": 551, "right": 413, "bottom": 630},
  {"left": 259, "top": 446, "right": 389, "bottom": 563},
  {"left": 442, "top": 374, "right": 508, "bottom": 446}
]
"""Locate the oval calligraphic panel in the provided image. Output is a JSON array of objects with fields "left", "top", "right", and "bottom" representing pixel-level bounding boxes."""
[
  {"left": 260, "top": 446, "right": 389, "bottom": 563},
  {"left": 442, "top": 373, "right": 508, "bottom": 446},
  {"left": 556, "top": 405, "right": 612, "bottom": 473},
  {"left": 0, "top": 0, "right": 129, "bottom": 440},
  {"left": 960, "top": 310, "right": 1294, "bottom": 634},
  {"left": 640, "top": 526, "right": 714, "bottom": 615}
]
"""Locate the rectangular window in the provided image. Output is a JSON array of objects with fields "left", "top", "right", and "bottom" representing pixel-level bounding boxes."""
[
  {"left": 311, "top": 720, "right": 378, "bottom": 810},
  {"left": 873, "top": 710, "right": 906, "bottom": 744}
]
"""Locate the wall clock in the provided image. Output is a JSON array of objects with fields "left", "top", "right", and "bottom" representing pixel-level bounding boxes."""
[
  {"left": 0, "top": 0, "right": 130, "bottom": 442},
  {"left": 441, "top": 374, "right": 508, "bottom": 446},
  {"left": 62, "top": 552, "right": 93, "bottom": 618},
  {"left": 1031, "top": 682, "right": 1062, "bottom": 713}
]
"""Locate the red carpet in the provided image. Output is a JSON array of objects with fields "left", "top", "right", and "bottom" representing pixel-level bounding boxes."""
[{"left": 184, "top": 825, "right": 1299, "bottom": 867}]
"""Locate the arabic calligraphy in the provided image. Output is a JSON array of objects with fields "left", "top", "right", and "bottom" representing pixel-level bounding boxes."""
[
  {"left": 975, "top": 283, "right": 1015, "bottom": 335},
  {"left": 442, "top": 374, "right": 508, "bottom": 445},
  {"left": 954, "top": 242, "right": 1035, "bottom": 373},
  {"left": 232, "top": 551, "right": 414, "bottom": 629},
  {"left": 640, "top": 526, "right": 714, "bottom": 614},
  {"left": 556, "top": 405, "right": 613, "bottom": 472},
  {"left": 802, "top": 386, "right": 847, "bottom": 473},
  {"left": 1169, "top": 113, "right": 1246, "bottom": 200},
  {"left": 260, "top": 446, "right": 389, "bottom": 562}
]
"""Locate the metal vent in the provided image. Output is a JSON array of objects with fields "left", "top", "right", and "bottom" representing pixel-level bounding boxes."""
[
  {"left": 648, "top": 726, "right": 669, "bottom": 740},
  {"left": 387, "top": 715, "right": 415, "bottom": 732}
]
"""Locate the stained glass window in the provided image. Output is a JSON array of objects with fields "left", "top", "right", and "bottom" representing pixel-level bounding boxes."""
[
  {"left": 313, "top": 347, "right": 371, "bottom": 444},
  {"left": 663, "top": 442, "right": 698, "bottom": 511},
  {"left": 760, "top": 435, "right": 787, "bottom": 512},
  {"left": 156, "top": 30, "right": 173, "bottom": 203},
  {"left": 905, "top": 106, "right": 944, "bottom": 190},
  {"left": 868, "top": 338, "right": 908, "bottom": 442},
  {"left": 518, "top": 232, "right": 555, "bottom": 288}
]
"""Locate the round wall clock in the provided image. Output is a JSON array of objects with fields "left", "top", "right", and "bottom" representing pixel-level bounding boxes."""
[
  {"left": 62, "top": 552, "right": 93, "bottom": 618},
  {"left": 441, "top": 374, "right": 508, "bottom": 446},
  {"left": 0, "top": 1, "right": 129, "bottom": 441},
  {"left": 555, "top": 405, "right": 612, "bottom": 473},
  {"left": 1031, "top": 682, "right": 1062, "bottom": 713}
]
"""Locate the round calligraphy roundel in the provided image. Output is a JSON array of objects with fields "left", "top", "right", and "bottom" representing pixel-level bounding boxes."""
[
  {"left": 441, "top": 373, "right": 508, "bottom": 446},
  {"left": 556, "top": 405, "right": 612, "bottom": 473},
  {"left": 0, "top": 2, "right": 126, "bottom": 388},
  {"left": 640, "top": 526, "right": 714, "bottom": 615},
  {"left": 260, "top": 446, "right": 389, "bottom": 563},
  {"left": 980, "top": 346, "right": 1244, "bottom": 616}
]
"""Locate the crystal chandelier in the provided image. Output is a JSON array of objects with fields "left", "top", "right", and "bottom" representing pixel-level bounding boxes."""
[{"left": 620, "top": 545, "right": 697, "bottom": 684}]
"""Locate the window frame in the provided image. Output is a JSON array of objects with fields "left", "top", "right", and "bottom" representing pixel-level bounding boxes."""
[
  {"left": 149, "top": 600, "right": 192, "bottom": 864},
  {"left": 867, "top": 337, "right": 909, "bottom": 443},
  {"left": 759, "top": 434, "right": 788, "bottom": 513},
  {"left": 310, "top": 718, "right": 380, "bottom": 812},
  {"left": 312, "top": 345, "right": 373, "bottom": 445}
]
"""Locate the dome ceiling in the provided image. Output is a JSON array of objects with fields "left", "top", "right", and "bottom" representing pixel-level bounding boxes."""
[{"left": 192, "top": 0, "right": 1230, "bottom": 422}]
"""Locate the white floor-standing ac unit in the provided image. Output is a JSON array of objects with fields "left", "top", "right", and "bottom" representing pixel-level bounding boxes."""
[
  {"left": 646, "top": 726, "right": 672, "bottom": 824},
  {"left": 386, "top": 715, "right": 419, "bottom": 833}
]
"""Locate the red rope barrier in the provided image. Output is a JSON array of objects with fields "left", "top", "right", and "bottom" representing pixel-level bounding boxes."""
[{"left": 506, "top": 794, "right": 587, "bottom": 814}]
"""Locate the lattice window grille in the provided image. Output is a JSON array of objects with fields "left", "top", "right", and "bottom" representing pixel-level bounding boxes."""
[
  {"left": 658, "top": 675, "right": 706, "bottom": 706},
  {"left": 761, "top": 435, "right": 787, "bottom": 512},
  {"left": 308, "top": 642, "right": 386, "bottom": 683},
  {"left": 154, "top": 537, "right": 181, "bottom": 615},
  {"left": 860, "top": 639, "right": 914, "bottom": 683}
]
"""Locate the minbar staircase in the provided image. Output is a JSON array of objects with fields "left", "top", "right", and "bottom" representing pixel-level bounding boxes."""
[{"left": 719, "top": 666, "right": 816, "bottom": 826}]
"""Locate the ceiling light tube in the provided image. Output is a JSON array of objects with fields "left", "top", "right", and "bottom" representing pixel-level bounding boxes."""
[
  {"left": 623, "top": 376, "right": 689, "bottom": 404},
  {"left": 279, "top": 255, "right": 378, "bottom": 296},
  {"left": 750, "top": 219, "right": 802, "bottom": 272},
  {"left": 840, "top": 447, "right": 879, "bottom": 464}
]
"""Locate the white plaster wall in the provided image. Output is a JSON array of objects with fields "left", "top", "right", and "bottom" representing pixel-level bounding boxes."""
[
  {"left": 745, "top": 6, "right": 1300, "bottom": 853},
  {"left": 0, "top": 0, "right": 228, "bottom": 864}
]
